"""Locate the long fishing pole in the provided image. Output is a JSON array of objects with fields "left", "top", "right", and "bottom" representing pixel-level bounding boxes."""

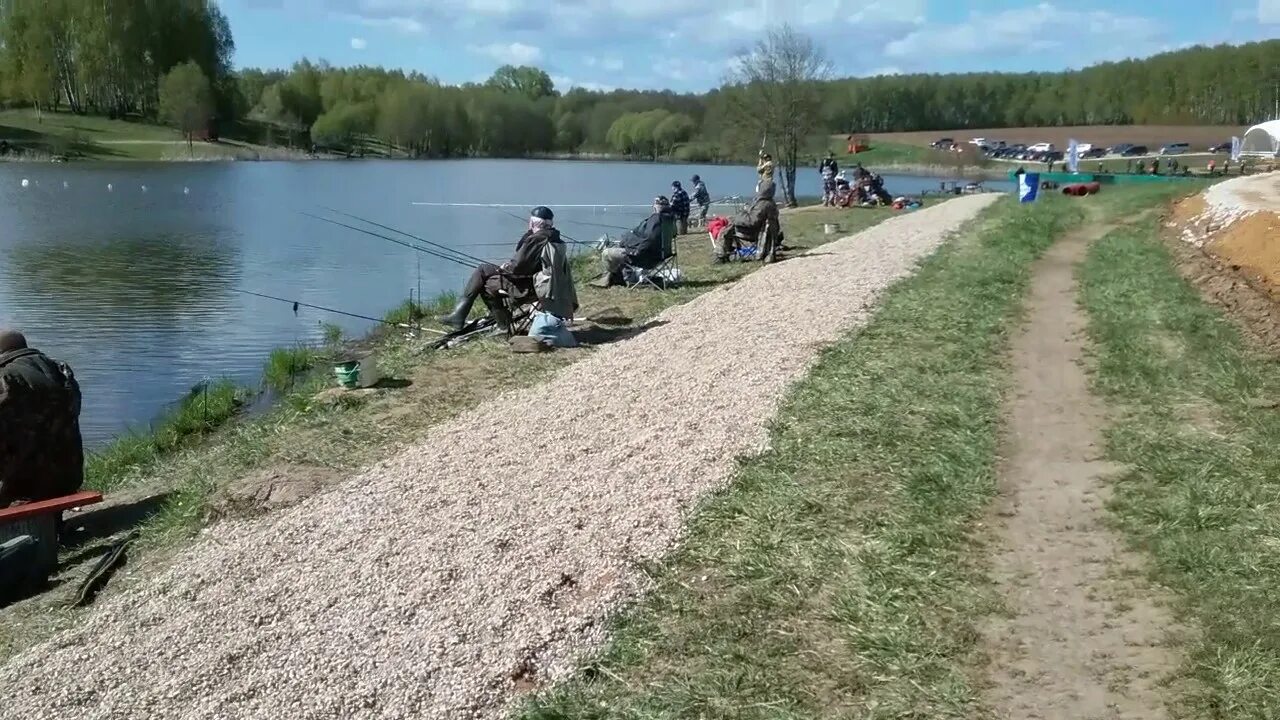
[
  {"left": 302, "top": 212, "right": 478, "bottom": 269},
  {"left": 232, "top": 288, "right": 442, "bottom": 333},
  {"left": 320, "top": 207, "right": 489, "bottom": 266},
  {"left": 483, "top": 207, "right": 602, "bottom": 245}
]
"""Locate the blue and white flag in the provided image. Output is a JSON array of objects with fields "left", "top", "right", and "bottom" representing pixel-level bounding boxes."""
[
  {"left": 1066, "top": 139, "right": 1080, "bottom": 173},
  {"left": 1018, "top": 172, "right": 1040, "bottom": 203},
  {"left": 1230, "top": 136, "right": 1241, "bottom": 162}
]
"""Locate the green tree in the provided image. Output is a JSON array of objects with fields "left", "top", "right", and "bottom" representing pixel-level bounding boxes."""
[
  {"left": 486, "top": 65, "right": 556, "bottom": 101},
  {"left": 726, "top": 25, "right": 830, "bottom": 206},
  {"left": 159, "top": 61, "right": 214, "bottom": 154}
]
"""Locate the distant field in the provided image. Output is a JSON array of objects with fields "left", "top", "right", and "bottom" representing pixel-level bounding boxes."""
[
  {"left": 0, "top": 109, "right": 287, "bottom": 161},
  {"left": 867, "top": 125, "right": 1247, "bottom": 151}
]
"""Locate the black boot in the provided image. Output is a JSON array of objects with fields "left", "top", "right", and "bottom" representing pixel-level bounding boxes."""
[
  {"left": 437, "top": 295, "right": 476, "bottom": 329},
  {"left": 482, "top": 296, "right": 513, "bottom": 333}
]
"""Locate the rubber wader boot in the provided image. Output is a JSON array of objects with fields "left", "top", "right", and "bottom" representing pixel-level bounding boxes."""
[{"left": 437, "top": 295, "right": 477, "bottom": 329}]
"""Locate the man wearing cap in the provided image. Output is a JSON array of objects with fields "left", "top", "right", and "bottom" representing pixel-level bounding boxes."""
[
  {"left": 0, "top": 330, "right": 84, "bottom": 508},
  {"left": 437, "top": 206, "right": 567, "bottom": 331},
  {"left": 596, "top": 196, "right": 675, "bottom": 287},
  {"left": 670, "top": 181, "right": 691, "bottom": 235},
  {"left": 690, "top": 175, "right": 711, "bottom": 229}
]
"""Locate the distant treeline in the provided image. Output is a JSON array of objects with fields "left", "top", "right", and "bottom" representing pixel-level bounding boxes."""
[
  {"left": 1, "top": 0, "right": 1276, "bottom": 161},
  {"left": 823, "top": 42, "right": 1280, "bottom": 132}
]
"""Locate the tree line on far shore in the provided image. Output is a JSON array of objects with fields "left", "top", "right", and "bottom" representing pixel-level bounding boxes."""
[{"left": 1, "top": 0, "right": 1277, "bottom": 162}]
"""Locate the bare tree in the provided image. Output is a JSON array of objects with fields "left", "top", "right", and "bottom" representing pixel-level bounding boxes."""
[{"left": 726, "top": 25, "right": 830, "bottom": 207}]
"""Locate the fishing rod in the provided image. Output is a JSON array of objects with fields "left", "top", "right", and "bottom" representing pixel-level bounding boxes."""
[
  {"left": 302, "top": 212, "right": 478, "bottom": 269},
  {"left": 319, "top": 207, "right": 489, "bottom": 267},
  {"left": 231, "top": 288, "right": 442, "bottom": 333},
  {"left": 482, "top": 206, "right": 605, "bottom": 245}
]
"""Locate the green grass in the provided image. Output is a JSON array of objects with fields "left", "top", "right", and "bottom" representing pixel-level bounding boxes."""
[
  {"left": 263, "top": 346, "right": 324, "bottom": 391},
  {"left": 1079, "top": 216, "right": 1280, "bottom": 718},
  {"left": 822, "top": 136, "right": 995, "bottom": 177},
  {"left": 383, "top": 292, "right": 458, "bottom": 326},
  {"left": 0, "top": 109, "right": 271, "bottom": 161},
  {"left": 84, "top": 380, "right": 249, "bottom": 492},
  {"left": 522, "top": 195, "right": 1087, "bottom": 719}
]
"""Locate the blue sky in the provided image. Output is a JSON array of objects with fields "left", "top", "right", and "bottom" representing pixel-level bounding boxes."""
[{"left": 224, "top": 0, "right": 1280, "bottom": 92}]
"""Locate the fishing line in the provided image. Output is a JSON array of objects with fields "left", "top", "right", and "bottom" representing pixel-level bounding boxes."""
[
  {"left": 231, "top": 288, "right": 442, "bottom": 332},
  {"left": 301, "top": 212, "right": 478, "bottom": 269},
  {"left": 319, "top": 207, "right": 489, "bottom": 266}
]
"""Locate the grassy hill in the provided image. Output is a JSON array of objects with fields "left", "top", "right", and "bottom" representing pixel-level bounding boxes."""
[{"left": 0, "top": 109, "right": 300, "bottom": 161}]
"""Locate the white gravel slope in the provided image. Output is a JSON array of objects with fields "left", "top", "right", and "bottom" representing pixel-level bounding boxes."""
[{"left": 0, "top": 194, "right": 997, "bottom": 720}]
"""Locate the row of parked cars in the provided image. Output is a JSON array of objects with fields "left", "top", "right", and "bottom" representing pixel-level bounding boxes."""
[{"left": 929, "top": 136, "right": 1234, "bottom": 162}]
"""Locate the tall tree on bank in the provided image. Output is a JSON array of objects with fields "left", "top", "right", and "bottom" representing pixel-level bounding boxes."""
[
  {"left": 726, "top": 26, "right": 830, "bottom": 207},
  {"left": 159, "top": 61, "right": 214, "bottom": 154}
]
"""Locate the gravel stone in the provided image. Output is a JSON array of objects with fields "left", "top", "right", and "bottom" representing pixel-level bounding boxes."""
[{"left": 0, "top": 194, "right": 997, "bottom": 720}]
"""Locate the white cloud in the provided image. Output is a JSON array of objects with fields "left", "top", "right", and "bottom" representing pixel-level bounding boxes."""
[
  {"left": 551, "top": 74, "right": 616, "bottom": 92},
  {"left": 468, "top": 41, "right": 543, "bottom": 65},
  {"left": 350, "top": 37, "right": 367, "bottom": 50},
  {"left": 860, "top": 66, "right": 902, "bottom": 77},
  {"left": 885, "top": 3, "right": 1162, "bottom": 61}
]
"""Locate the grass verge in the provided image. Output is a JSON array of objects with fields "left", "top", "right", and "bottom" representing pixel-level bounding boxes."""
[
  {"left": 84, "top": 380, "right": 250, "bottom": 492},
  {"left": 1080, "top": 215, "right": 1280, "bottom": 718},
  {"left": 522, "top": 195, "right": 1084, "bottom": 719}
]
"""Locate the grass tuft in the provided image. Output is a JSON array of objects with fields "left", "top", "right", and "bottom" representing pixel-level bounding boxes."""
[
  {"left": 523, "top": 195, "right": 1086, "bottom": 719},
  {"left": 85, "top": 380, "right": 249, "bottom": 492},
  {"left": 383, "top": 292, "right": 457, "bottom": 325},
  {"left": 263, "top": 345, "right": 324, "bottom": 391}
]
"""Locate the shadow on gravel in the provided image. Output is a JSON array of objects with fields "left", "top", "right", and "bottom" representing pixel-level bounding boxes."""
[
  {"left": 61, "top": 492, "right": 171, "bottom": 551},
  {"left": 575, "top": 319, "right": 667, "bottom": 346}
]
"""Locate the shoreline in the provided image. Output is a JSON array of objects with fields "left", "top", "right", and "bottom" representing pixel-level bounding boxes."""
[{"left": 2, "top": 141, "right": 1003, "bottom": 179}]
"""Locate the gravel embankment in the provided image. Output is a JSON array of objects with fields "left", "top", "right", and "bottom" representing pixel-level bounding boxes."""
[{"left": 0, "top": 194, "right": 998, "bottom": 720}]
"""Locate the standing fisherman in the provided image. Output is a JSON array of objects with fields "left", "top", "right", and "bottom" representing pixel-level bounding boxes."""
[
  {"left": 0, "top": 330, "right": 84, "bottom": 508},
  {"left": 670, "top": 181, "right": 691, "bottom": 236},
  {"left": 436, "top": 206, "right": 565, "bottom": 332},
  {"left": 690, "top": 175, "right": 711, "bottom": 229}
]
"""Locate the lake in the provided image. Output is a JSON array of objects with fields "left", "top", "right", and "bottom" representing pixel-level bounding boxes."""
[{"left": 0, "top": 159, "right": 1009, "bottom": 446}]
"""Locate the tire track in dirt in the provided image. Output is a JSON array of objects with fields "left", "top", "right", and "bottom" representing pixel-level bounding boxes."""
[{"left": 982, "top": 217, "right": 1184, "bottom": 719}]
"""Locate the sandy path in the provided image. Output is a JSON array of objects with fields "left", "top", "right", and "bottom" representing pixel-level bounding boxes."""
[
  {"left": 0, "top": 195, "right": 996, "bottom": 720},
  {"left": 982, "top": 221, "right": 1182, "bottom": 719}
]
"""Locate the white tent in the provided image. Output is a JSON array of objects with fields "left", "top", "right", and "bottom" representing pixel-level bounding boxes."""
[{"left": 1240, "top": 120, "right": 1280, "bottom": 158}]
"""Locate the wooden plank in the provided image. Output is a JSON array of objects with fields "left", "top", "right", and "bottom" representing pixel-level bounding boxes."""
[{"left": 0, "top": 491, "right": 104, "bottom": 524}]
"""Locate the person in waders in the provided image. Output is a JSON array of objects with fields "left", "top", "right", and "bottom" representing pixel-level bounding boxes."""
[
  {"left": 0, "top": 330, "right": 84, "bottom": 509},
  {"left": 436, "top": 206, "right": 565, "bottom": 332}
]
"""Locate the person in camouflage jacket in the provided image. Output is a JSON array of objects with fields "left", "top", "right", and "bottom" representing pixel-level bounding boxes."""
[{"left": 0, "top": 330, "right": 84, "bottom": 508}]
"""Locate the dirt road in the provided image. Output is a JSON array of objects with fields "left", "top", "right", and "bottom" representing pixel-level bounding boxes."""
[{"left": 982, "top": 218, "right": 1183, "bottom": 719}]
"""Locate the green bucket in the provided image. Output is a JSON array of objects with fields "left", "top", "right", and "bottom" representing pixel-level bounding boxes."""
[{"left": 333, "top": 360, "right": 360, "bottom": 389}]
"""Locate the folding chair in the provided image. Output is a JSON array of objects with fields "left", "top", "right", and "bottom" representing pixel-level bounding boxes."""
[{"left": 625, "top": 214, "right": 680, "bottom": 290}]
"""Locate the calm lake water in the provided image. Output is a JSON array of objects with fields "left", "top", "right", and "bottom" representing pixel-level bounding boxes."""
[{"left": 0, "top": 159, "right": 1010, "bottom": 446}]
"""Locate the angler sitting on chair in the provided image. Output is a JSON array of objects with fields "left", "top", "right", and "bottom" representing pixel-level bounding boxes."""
[
  {"left": 596, "top": 196, "right": 676, "bottom": 288},
  {"left": 714, "top": 180, "right": 783, "bottom": 264},
  {"left": 437, "top": 206, "right": 564, "bottom": 332}
]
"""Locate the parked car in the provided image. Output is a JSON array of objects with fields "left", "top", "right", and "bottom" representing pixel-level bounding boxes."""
[
  {"left": 930, "top": 137, "right": 954, "bottom": 149},
  {"left": 1108, "top": 143, "right": 1134, "bottom": 155},
  {"left": 1160, "top": 142, "right": 1190, "bottom": 155},
  {"left": 1082, "top": 147, "right": 1106, "bottom": 158},
  {"left": 1075, "top": 143, "right": 1094, "bottom": 154},
  {"left": 1043, "top": 150, "right": 1064, "bottom": 162},
  {"left": 1208, "top": 141, "right": 1232, "bottom": 153},
  {"left": 1119, "top": 145, "right": 1148, "bottom": 156}
]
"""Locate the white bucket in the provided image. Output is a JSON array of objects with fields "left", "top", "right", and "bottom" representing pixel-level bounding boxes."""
[{"left": 823, "top": 223, "right": 840, "bottom": 235}]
